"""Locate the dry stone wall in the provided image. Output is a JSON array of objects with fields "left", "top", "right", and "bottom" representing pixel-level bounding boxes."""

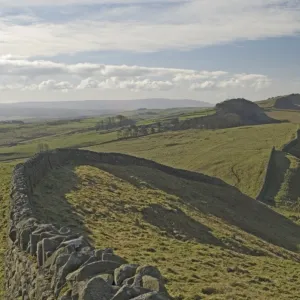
[
  {"left": 282, "top": 129, "right": 300, "bottom": 153},
  {"left": 256, "top": 146, "right": 276, "bottom": 202},
  {"left": 6, "top": 149, "right": 227, "bottom": 300}
]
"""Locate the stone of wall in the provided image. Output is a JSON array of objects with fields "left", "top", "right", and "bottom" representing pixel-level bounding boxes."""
[
  {"left": 282, "top": 129, "right": 300, "bottom": 153},
  {"left": 256, "top": 146, "right": 276, "bottom": 202},
  {"left": 5, "top": 149, "right": 227, "bottom": 300}
]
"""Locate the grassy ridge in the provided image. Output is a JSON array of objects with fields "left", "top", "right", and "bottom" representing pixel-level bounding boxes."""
[
  {"left": 88, "top": 123, "right": 297, "bottom": 198},
  {"left": 32, "top": 163, "right": 300, "bottom": 300}
]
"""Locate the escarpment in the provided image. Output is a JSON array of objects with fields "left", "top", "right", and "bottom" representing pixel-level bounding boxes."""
[{"left": 5, "top": 149, "right": 228, "bottom": 300}]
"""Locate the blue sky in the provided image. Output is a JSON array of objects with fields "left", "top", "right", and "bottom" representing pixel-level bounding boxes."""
[{"left": 1, "top": 0, "right": 300, "bottom": 103}]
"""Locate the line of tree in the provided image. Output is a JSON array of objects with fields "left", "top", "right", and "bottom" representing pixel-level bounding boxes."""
[
  {"left": 117, "top": 125, "right": 156, "bottom": 139},
  {"left": 95, "top": 115, "right": 135, "bottom": 131}
]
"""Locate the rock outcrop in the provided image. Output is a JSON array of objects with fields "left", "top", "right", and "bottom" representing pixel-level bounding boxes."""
[
  {"left": 215, "top": 98, "right": 277, "bottom": 125},
  {"left": 5, "top": 149, "right": 228, "bottom": 299},
  {"left": 179, "top": 98, "right": 279, "bottom": 130}
]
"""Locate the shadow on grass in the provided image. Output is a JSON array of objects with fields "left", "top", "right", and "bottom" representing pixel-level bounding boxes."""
[
  {"left": 143, "top": 203, "right": 223, "bottom": 247},
  {"left": 262, "top": 150, "right": 291, "bottom": 206},
  {"left": 95, "top": 163, "right": 300, "bottom": 253},
  {"left": 31, "top": 160, "right": 300, "bottom": 253},
  {"left": 31, "top": 166, "right": 93, "bottom": 243}
]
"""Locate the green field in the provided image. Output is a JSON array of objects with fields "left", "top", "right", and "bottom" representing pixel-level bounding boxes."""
[{"left": 88, "top": 123, "right": 297, "bottom": 198}]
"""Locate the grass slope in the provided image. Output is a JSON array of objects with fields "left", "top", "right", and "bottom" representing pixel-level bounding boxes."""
[
  {"left": 32, "top": 163, "right": 300, "bottom": 300},
  {"left": 265, "top": 110, "right": 300, "bottom": 124},
  {"left": 88, "top": 123, "right": 297, "bottom": 198},
  {"left": 0, "top": 161, "right": 19, "bottom": 298}
]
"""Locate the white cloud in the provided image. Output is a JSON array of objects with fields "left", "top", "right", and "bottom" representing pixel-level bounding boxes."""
[
  {"left": 190, "top": 81, "right": 216, "bottom": 90},
  {"left": 0, "top": 0, "right": 299, "bottom": 56},
  {"left": 218, "top": 74, "right": 272, "bottom": 90},
  {"left": 0, "top": 56, "right": 272, "bottom": 94},
  {"left": 37, "top": 80, "right": 74, "bottom": 91}
]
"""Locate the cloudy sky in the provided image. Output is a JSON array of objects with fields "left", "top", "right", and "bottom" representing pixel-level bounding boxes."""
[{"left": 1, "top": 0, "right": 300, "bottom": 103}]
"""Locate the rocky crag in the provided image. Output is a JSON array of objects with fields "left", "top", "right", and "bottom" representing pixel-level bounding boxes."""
[
  {"left": 5, "top": 149, "right": 226, "bottom": 300},
  {"left": 179, "top": 98, "right": 279, "bottom": 130}
]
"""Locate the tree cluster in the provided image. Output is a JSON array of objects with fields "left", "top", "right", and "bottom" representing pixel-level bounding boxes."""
[
  {"left": 95, "top": 115, "right": 135, "bottom": 131},
  {"left": 117, "top": 124, "right": 157, "bottom": 139}
]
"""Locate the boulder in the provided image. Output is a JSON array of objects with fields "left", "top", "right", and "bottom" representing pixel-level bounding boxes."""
[
  {"left": 54, "top": 251, "right": 91, "bottom": 296},
  {"left": 111, "top": 286, "right": 151, "bottom": 300},
  {"left": 67, "top": 261, "right": 121, "bottom": 282},
  {"left": 98, "top": 274, "right": 114, "bottom": 285},
  {"left": 114, "top": 264, "right": 139, "bottom": 286},
  {"left": 102, "top": 253, "right": 128, "bottom": 265},
  {"left": 78, "top": 276, "right": 116, "bottom": 300},
  {"left": 141, "top": 276, "right": 167, "bottom": 294},
  {"left": 133, "top": 266, "right": 168, "bottom": 295}
]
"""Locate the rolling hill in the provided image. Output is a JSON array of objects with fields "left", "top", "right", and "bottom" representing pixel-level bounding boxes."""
[
  {"left": 0, "top": 99, "right": 212, "bottom": 121},
  {"left": 87, "top": 123, "right": 297, "bottom": 199},
  {"left": 257, "top": 94, "right": 300, "bottom": 110}
]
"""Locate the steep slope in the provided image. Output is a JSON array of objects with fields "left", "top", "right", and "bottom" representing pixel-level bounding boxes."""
[{"left": 32, "top": 154, "right": 300, "bottom": 299}]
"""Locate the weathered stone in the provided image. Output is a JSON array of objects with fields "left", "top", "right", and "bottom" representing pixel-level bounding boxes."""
[
  {"left": 67, "top": 260, "right": 121, "bottom": 282},
  {"left": 133, "top": 266, "right": 168, "bottom": 295},
  {"left": 141, "top": 276, "right": 167, "bottom": 294},
  {"left": 95, "top": 249, "right": 103, "bottom": 259},
  {"left": 135, "top": 266, "right": 162, "bottom": 280},
  {"left": 114, "top": 264, "right": 139, "bottom": 286},
  {"left": 78, "top": 276, "right": 116, "bottom": 300},
  {"left": 123, "top": 276, "right": 135, "bottom": 286},
  {"left": 59, "top": 236, "right": 91, "bottom": 252},
  {"left": 111, "top": 286, "right": 151, "bottom": 300},
  {"left": 54, "top": 251, "right": 90, "bottom": 296},
  {"left": 102, "top": 253, "right": 128, "bottom": 265},
  {"left": 98, "top": 274, "right": 114, "bottom": 285}
]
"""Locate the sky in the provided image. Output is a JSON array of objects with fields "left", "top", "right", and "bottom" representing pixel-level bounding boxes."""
[{"left": 0, "top": 0, "right": 300, "bottom": 103}]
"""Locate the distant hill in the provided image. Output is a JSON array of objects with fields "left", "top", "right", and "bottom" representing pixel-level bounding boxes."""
[
  {"left": 179, "top": 98, "right": 279, "bottom": 130},
  {"left": 216, "top": 98, "right": 277, "bottom": 125},
  {"left": 258, "top": 94, "right": 300, "bottom": 110},
  {"left": 0, "top": 99, "right": 212, "bottom": 120}
]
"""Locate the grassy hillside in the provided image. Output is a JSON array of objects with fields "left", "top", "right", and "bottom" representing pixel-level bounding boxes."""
[
  {"left": 0, "top": 162, "right": 19, "bottom": 298},
  {"left": 32, "top": 162, "right": 300, "bottom": 300},
  {"left": 88, "top": 123, "right": 297, "bottom": 198},
  {"left": 265, "top": 110, "right": 300, "bottom": 123}
]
